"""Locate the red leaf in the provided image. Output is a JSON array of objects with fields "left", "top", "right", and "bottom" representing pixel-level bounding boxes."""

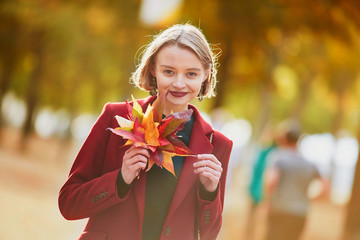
[
  {"left": 158, "top": 115, "right": 174, "bottom": 136},
  {"left": 125, "top": 100, "right": 133, "bottom": 120},
  {"left": 167, "top": 136, "right": 193, "bottom": 155},
  {"left": 158, "top": 137, "right": 170, "bottom": 146},
  {"left": 107, "top": 128, "right": 144, "bottom": 143},
  {"left": 149, "top": 149, "right": 163, "bottom": 166},
  {"left": 133, "top": 118, "right": 145, "bottom": 139},
  {"left": 162, "top": 109, "right": 193, "bottom": 137}
]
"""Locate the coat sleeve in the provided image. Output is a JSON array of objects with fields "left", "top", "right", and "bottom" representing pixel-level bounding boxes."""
[
  {"left": 58, "top": 103, "right": 131, "bottom": 220},
  {"left": 196, "top": 131, "right": 233, "bottom": 240}
]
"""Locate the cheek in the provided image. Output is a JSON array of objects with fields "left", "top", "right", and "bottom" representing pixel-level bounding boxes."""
[
  {"left": 191, "top": 81, "right": 203, "bottom": 92},
  {"left": 156, "top": 77, "right": 172, "bottom": 92}
]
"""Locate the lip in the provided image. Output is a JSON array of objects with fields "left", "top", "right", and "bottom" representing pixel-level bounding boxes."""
[{"left": 169, "top": 91, "right": 188, "bottom": 98}]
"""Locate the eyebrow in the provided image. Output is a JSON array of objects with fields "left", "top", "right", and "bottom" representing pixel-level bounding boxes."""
[{"left": 159, "top": 64, "right": 202, "bottom": 71}]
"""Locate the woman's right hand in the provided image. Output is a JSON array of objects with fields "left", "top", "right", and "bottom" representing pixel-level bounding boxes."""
[{"left": 121, "top": 145, "right": 150, "bottom": 184}]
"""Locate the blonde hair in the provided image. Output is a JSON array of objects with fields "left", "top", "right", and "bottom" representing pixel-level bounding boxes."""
[{"left": 131, "top": 23, "right": 219, "bottom": 98}]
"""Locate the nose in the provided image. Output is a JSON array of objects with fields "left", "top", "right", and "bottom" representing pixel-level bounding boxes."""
[{"left": 172, "top": 74, "right": 186, "bottom": 88}]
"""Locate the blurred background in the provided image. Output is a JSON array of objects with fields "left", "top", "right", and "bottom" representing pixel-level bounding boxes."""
[{"left": 0, "top": 0, "right": 359, "bottom": 239}]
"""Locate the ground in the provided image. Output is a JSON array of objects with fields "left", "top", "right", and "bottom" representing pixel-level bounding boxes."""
[{"left": 0, "top": 127, "right": 346, "bottom": 240}]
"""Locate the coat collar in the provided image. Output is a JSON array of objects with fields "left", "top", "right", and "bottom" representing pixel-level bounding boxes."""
[{"left": 166, "top": 105, "right": 214, "bottom": 220}]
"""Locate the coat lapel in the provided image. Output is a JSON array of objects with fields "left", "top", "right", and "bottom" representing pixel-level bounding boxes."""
[{"left": 166, "top": 105, "right": 214, "bottom": 220}]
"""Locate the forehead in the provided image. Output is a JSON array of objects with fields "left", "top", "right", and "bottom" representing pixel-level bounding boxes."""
[{"left": 155, "top": 45, "right": 204, "bottom": 69}]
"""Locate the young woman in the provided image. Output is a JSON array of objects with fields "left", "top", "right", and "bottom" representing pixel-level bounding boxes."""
[{"left": 59, "top": 23, "right": 233, "bottom": 240}]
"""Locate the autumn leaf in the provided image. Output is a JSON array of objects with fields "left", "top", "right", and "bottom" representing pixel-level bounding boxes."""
[
  {"left": 152, "top": 92, "right": 166, "bottom": 123},
  {"left": 107, "top": 128, "right": 143, "bottom": 143},
  {"left": 162, "top": 151, "right": 176, "bottom": 176},
  {"left": 131, "top": 95, "right": 144, "bottom": 123},
  {"left": 161, "top": 110, "right": 193, "bottom": 137},
  {"left": 142, "top": 105, "right": 160, "bottom": 147},
  {"left": 107, "top": 93, "right": 194, "bottom": 177},
  {"left": 115, "top": 115, "right": 132, "bottom": 128},
  {"left": 167, "top": 136, "right": 193, "bottom": 155}
]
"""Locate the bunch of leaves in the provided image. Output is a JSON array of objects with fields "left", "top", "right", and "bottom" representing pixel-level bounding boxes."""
[{"left": 107, "top": 94, "right": 194, "bottom": 177}]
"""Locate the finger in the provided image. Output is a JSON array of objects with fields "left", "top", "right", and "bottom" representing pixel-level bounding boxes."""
[
  {"left": 130, "top": 161, "right": 147, "bottom": 171},
  {"left": 124, "top": 155, "right": 148, "bottom": 167},
  {"left": 196, "top": 154, "right": 222, "bottom": 167},
  {"left": 193, "top": 159, "right": 222, "bottom": 173},
  {"left": 128, "top": 146, "right": 150, "bottom": 158},
  {"left": 125, "top": 146, "right": 150, "bottom": 159},
  {"left": 194, "top": 165, "right": 221, "bottom": 178},
  {"left": 201, "top": 171, "right": 220, "bottom": 182}
]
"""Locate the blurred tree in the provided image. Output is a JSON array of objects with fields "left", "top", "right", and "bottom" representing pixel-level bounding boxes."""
[
  {"left": 0, "top": 0, "right": 145, "bottom": 141},
  {"left": 182, "top": 0, "right": 359, "bottom": 135},
  {"left": 22, "top": 30, "right": 45, "bottom": 140},
  {"left": 0, "top": 0, "right": 359, "bottom": 149},
  {"left": 0, "top": 1, "right": 27, "bottom": 130}
]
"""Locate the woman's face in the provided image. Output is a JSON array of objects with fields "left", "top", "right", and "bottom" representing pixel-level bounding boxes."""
[{"left": 153, "top": 45, "right": 207, "bottom": 115}]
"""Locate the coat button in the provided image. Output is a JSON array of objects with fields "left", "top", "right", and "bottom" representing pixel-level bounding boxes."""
[{"left": 164, "top": 226, "right": 171, "bottom": 237}]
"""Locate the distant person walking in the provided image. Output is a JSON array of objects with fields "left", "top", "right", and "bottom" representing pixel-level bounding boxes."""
[{"left": 265, "top": 121, "right": 322, "bottom": 240}]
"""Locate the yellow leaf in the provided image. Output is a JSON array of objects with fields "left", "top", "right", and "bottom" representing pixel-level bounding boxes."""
[
  {"left": 142, "top": 105, "right": 160, "bottom": 146},
  {"left": 115, "top": 126, "right": 133, "bottom": 132},
  {"left": 132, "top": 95, "right": 143, "bottom": 122},
  {"left": 125, "top": 139, "right": 133, "bottom": 146}
]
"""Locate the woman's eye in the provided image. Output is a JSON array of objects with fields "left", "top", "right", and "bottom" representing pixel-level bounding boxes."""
[
  {"left": 188, "top": 72, "right": 197, "bottom": 77},
  {"left": 164, "top": 70, "right": 173, "bottom": 75}
]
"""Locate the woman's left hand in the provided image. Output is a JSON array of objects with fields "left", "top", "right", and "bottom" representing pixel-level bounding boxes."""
[{"left": 193, "top": 154, "right": 223, "bottom": 192}]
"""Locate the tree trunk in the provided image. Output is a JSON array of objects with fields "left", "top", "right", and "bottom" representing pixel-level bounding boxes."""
[
  {"left": 21, "top": 31, "right": 45, "bottom": 146},
  {"left": 252, "top": 84, "right": 273, "bottom": 141},
  {"left": 0, "top": 57, "right": 15, "bottom": 128},
  {"left": 291, "top": 74, "right": 312, "bottom": 121},
  {"left": 0, "top": 18, "right": 22, "bottom": 131}
]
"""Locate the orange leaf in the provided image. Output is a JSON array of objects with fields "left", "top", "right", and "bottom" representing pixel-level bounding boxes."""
[
  {"left": 162, "top": 151, "right": 176, "bottom": 177},
  {"left": 147, "top": 158, "right": 155, "bottom": 172},
  {"left": 142, "top": 104, "right": 160, "bottom": 146}
]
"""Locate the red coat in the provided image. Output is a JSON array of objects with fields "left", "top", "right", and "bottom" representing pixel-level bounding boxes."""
[{"left": 59, "top": 96, "right": 233, "bottom": 240}]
